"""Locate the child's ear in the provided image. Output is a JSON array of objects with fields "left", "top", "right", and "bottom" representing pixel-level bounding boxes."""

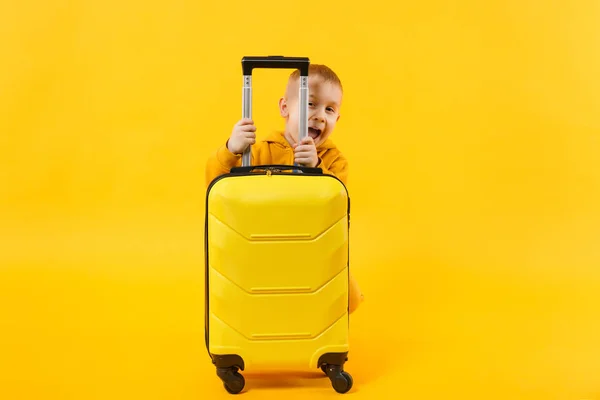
[{"left": 279, "top": 97, "right": 289, "bottom": 117}]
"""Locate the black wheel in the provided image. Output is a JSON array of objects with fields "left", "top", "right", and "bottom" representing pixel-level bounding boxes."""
[
  {"left": 222, "top": 371, "right": 245, "bottom": 394},
  {"left": 321, "top": 364, "right": 327, "bottom": 375},
  {"left": 332, "top": 371, "right": 353, "bottom": 394}
]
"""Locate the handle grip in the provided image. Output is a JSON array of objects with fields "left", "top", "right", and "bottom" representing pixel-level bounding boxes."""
[
  {"left": 230, "top": 164, "right": 322, "bottom": 175},
  {"left": 242, "top": 56, "right": 309, "bottom": 76}
]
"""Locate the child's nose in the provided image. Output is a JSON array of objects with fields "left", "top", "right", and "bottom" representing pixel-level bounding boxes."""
[{"left": 311, "top": 109, "right": 325, "bottom": 122}]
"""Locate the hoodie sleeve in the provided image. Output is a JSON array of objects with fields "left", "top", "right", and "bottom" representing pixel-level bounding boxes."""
[
  {"left": 205, "top": 141, "right": 242, "bottom": 188},
  {"left": 317, "top": 151, "right": 349, "bottom": 186}
]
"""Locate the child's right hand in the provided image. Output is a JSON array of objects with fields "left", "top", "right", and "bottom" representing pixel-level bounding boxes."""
[{"left": 227, "top": 118, "right": 256, "bottom": 154}]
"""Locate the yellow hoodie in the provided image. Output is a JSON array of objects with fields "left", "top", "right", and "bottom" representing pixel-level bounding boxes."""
[{"left": 204, "top": 131, "right": 349, "bottom": 188}]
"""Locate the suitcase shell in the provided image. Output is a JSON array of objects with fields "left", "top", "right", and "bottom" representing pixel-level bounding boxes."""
[{"left": 204, "top": 168, "right": 350, "bottom": 372}]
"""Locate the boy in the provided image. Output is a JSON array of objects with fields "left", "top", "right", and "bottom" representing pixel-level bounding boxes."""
[{"left": 205, "top": 64, "right": 363, "bottom": 313}]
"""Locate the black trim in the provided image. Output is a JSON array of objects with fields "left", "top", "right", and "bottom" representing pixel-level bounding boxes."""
[
  {"left": 241, "top": 56, "right": 310, "bottom": 76},
  {"left": 204, "top": 168, "right": 351, "bottom": 363},
  {"left": 317, "top": 352, "right": 349, "bottom": 369},
  {"left": 230, "top": 164, "right": 323, "bottom": 175},
  {"left": 213, "top": 354, "right": 245, "bottom": 371}
]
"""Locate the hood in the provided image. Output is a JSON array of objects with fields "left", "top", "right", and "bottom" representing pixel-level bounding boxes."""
[{"left": 264, "top": 131, "right": 337, "bottom": 150}]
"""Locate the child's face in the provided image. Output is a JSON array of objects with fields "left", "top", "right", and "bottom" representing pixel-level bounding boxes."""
[{"left": 279, "top": 76, "right": 342, "bottom": 148}]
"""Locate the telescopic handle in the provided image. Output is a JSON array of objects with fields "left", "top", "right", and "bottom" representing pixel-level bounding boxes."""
[{"left": 241, "top": 56, "right": 310, "bottom": 167}]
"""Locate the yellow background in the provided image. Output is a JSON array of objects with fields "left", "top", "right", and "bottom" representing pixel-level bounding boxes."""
[{"left": 1, "top": 0, "right": 600, "bottom": 399}]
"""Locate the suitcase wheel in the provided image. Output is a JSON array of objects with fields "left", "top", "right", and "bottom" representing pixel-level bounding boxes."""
[
  {"left": 322, "top": 364, "right": 354, "bottom": 394},
  {"left": 217, "top": 367, "right": 245, "bottom": 394}
]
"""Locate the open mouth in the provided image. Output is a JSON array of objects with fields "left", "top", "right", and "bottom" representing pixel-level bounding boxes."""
[{"left": 308, "top": 127, "right": 322, "bottom": 139}]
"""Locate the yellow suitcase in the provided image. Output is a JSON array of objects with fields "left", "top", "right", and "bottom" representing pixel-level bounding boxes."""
[{"left": 204, "top": 56, "right": 353, "bottom": 395}]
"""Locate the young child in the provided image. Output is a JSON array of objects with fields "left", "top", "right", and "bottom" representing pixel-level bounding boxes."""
[{"left": 205, "top": 64, "right": 364, "bottom": 313}]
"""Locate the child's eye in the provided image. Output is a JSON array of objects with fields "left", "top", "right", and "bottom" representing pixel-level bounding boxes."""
[
  {"left": 308, "top": 102, "right": 314, "bottom": 107},
  {"left": 327, "top": 107, "right": 335, "bottom": 112}
]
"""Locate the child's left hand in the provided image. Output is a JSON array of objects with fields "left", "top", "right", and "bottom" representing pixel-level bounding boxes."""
[{"left": 293, "top": 136, "right": 319, "bottom": 168}]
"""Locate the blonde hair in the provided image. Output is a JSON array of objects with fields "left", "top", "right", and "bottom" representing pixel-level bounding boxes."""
[{"left": 287, "top": 64, "right": 343, "bottom": 93}]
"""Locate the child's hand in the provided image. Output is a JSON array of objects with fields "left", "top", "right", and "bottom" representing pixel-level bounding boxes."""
[
  {"left": 293, "top": 136, "right": 318, "bottom": 168},
  {"left": 227, "top": 118, "right": 256, "bottom": 154}
]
